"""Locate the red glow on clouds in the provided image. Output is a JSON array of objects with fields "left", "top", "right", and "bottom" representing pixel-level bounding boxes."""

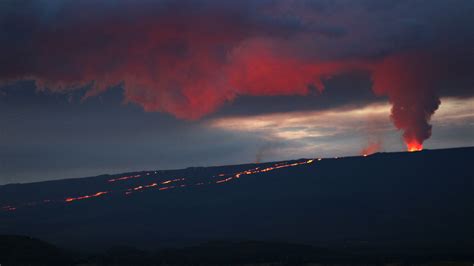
[{"left": 1, "top": 2, "right": 466, "bottom": 148}]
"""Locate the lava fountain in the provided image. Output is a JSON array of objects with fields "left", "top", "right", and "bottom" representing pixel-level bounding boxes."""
[{"left": 406, "top": 140, "right": 423, "bottom": 152}]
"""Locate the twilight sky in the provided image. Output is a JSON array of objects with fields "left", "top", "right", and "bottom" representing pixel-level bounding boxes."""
[{"left": 0, "top": 0, "right": 473, "bottom": 184}]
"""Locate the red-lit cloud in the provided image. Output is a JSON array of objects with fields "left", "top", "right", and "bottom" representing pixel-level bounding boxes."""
[{"left": 0, "top": 1, "right": 473, "bottom": 149}]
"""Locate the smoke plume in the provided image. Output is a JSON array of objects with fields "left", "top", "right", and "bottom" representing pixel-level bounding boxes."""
[
  {"left": 1, "top": 1, "right": 473, "bottom": 150},
  {"left": 360, "top": 140, "right": 382, "bottom": 156},
  {"left": 372, "top": 52, "right": 442, "bottom": 150}
]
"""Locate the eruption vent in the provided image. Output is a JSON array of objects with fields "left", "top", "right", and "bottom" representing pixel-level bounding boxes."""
[
  {"left": 361, "top": 141, "right": 382, "bottom": 156},
  {"left": 406, "top": 140, "right": 423, "bottom": 152},
  {"left": 372, "top": 53, "right": 441, "bottom": 151}
]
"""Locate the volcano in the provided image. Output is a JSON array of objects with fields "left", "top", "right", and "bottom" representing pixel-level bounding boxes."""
[{"left": 0, "top": 147, "right": 473, "bottom": 257}]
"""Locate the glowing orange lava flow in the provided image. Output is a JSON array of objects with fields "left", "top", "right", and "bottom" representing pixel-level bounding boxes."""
[
  {"left": 2, "top": 205, "right": 16, "bottom": 211},
  {"left": 65, "top": 191, "right": 108, "bottom": 202},
  {"left": 407, "top": 141, "right": 423, "bottom": 152},
  {"left": 109, "top": 175, "right": 141, "bottom": 182},
  {"left": 108, "top": 174, "right": 142, "bottom": 182},
  {"left": 2, "top": 160, "right": 316, "bottom": 212},
  {"left": 215, "top": 159, "right": 314, "bottom": 184},
  {"left": 125, "top": 178, "right": 186, "bottom": 194}
]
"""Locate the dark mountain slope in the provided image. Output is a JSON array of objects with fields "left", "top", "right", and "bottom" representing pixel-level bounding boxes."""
[
  {"left": 0, "top": 147, "right": 473, "bottom": 253},
  {"left": 0, "top": 235, "right": 73, "bottom": 265}
]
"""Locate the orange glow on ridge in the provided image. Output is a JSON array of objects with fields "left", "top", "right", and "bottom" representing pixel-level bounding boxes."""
[{"left": 407, "top": 141, "right": 423, "bottom": 152}]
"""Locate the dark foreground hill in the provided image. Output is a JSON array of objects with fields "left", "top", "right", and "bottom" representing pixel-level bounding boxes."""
[
  {"left": 4, "top": 236, "right": 471, "bottom": 266},
  {"left": 0, "top": 147, "right": 473, "bottom": 263}
]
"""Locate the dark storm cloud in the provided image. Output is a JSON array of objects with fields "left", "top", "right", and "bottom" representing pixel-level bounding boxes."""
[
  {"left": 0, "top": 0, "right": 473, "bottom": 157},
  {"left": 212, "top": 71, "right": 378, "bottom": 117}
]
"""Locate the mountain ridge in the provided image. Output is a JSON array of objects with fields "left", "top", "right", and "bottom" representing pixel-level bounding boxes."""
[
  {"left": 1, "top": 146, "right": 471, "bottom": 187},
  {"left": 0, "top": 146, "right": 473, "bottom": 252}
]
